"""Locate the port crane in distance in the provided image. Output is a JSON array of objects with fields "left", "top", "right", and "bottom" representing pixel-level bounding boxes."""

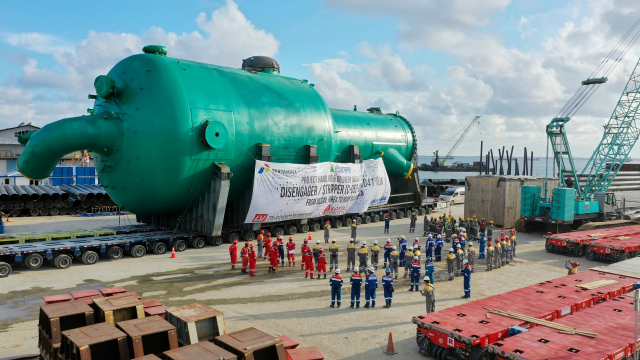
[{"left": 431, "top": 116, "right": 481, "bottom": 169}]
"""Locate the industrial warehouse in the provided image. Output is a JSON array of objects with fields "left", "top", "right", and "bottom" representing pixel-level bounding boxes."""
[{"left": 1, "top": 2, "right": 640, "bottom": 360}]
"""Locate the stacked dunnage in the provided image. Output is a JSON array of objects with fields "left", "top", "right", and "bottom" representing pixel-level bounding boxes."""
[
  {"left": 0, "top": 185, "right": 119, "bottom": 216},
  {"left": 39, "top": 286, "right": 323, "bottom": 360}
]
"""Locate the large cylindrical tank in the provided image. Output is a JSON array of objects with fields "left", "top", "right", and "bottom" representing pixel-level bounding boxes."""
[{"left": 17, "top": 46, "right": 416, "bottom": 215}]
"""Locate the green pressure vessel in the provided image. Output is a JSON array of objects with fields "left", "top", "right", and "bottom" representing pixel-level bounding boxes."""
[{"left": 17, "top": 47, "right": 416, "bottom": 215}]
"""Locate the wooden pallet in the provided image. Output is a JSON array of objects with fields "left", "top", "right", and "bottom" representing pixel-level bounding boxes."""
[
  {"left": 483, "top": 307, "right": 598, "bottom": 338},
  {"left": 576, "top": 279, "right": 619, "bottom": 289}
]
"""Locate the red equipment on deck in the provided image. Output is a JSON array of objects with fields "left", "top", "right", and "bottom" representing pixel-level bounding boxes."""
[
  {"left": 545, "top": 225, "right": 640, "bottom": 257},
  {"left": 585, "top": 234, "right": 640, "bottom": 263},
  {"left": 412, "top": 269, "right": 640, "bottom": 359}
]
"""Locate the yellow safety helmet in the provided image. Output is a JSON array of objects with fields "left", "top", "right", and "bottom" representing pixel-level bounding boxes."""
[{"left": 490, "top": 220, "right": 494, "bottom": 223}]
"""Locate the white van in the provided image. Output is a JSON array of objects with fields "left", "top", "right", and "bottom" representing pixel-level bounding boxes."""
[{"left": 439, "top": 187, "right": 465, "bottom": 205}]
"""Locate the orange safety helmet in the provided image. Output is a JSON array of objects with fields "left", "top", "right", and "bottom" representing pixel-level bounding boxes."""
[
  {"left": 289, "top": 237, "right": 293, "bottom": 241},
  {"left": 572, "top": 262, "right": 579, "bottom": 267},
  {"left": 233, "top": 239, "right": 238, "bottom": 244},
  {"left": 260, "top": 230, "right": 265, "bottom": 234},
  {"left": 250, "top": 243, "right": 254, "bottom": 247}
]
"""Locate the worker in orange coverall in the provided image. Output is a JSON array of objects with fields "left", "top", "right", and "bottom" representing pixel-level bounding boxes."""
[
  {"left": 240, "top": 242, "right": 249, "bottom": 275},
  {"left": 248, "top": 244, "right": 257, "bottom": 276},
  {"left": 300, "top": 239, "right": 310, "bottom": 270},
  {"left": 268, "top": 245, "right": 279, "bottom": 273},
  {"left": 317, "top": 248, "right": 327, "bottom": 279},
  {"left": 263, "top": 234, "right": 272, "bottom": 260},
  {"left": 287, "top": 237, "right": 296, "bottom": 267},
  {"left": 229, "top": 239, "right": 238, "bottom": 269}
]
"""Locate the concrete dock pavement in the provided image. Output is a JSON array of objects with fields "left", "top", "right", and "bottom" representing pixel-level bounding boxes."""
[{"left": 0, "top": 206, "right": 602, "bottom": 359}]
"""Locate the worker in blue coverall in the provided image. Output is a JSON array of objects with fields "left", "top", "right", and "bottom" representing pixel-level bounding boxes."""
[
  {"left": 277, "top": 236, "right": 285, "bottom": 265},
  {"left": 350, "top": 267, "right": 362, "bottom": 308},
  {"left": 364, "top": 267, "right": 378, "bottom": 308},
  {"left": 478, "top": 233, "right": 486, "bottom": 259},
  {"left": 329, "top": 269, "right": 343, "bottom": 308},
  {"left": 425, "top": 256, "right": 435, "bottom": 284},
  {"left": 398, "top": 235, "right": 407, "bottom": 267},
  {"left": 426, "top": 234, "right": 435, "bottom": 259},
  {"left": 383, "top": 239, "right": 393, "bottom": 268},
  {"left": 435, "top": 235, "right": 444, "bottom": 262},
  {"left": 409, "top": 256, "right": 421, "bottom": 291},
  {"left": 461, "top": 259, "right": 471, "bottom": 298},
  {"left": 382, "top": 268, "right": 394, "bottom": 308},
  {"left": 460, "top": 234, "right": 466, "bottom": 252}
]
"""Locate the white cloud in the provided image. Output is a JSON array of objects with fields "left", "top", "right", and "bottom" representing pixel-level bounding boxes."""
[
  {"left": 308, "top": 62, "right": 368, "bottom": 110},
  {"left": 1, "top": 0, "right": 279, "bottom": 129}
]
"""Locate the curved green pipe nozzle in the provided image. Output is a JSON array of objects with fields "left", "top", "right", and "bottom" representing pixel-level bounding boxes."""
[
  {"left": 382, "top": 148, "right": 414, "bottom": 178},
  {"left": 17, "top": 112, "right": 119, "bottom": 180},
  {"left": 17, "top": 130, "right": 38, "bottom": 146}
]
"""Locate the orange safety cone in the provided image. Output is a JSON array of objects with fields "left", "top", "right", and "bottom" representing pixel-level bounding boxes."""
[
  {"left": 6, "top": 218, "right": 14, "bottom": 222},
  {"left": 383, "top": 332, "right": 396, "bottom": 355},
  {"left": 308, "top": 232, "right": 312, "bottom": 241},
  {"left": 170, "top": 247, "right": 177, "bottom": 259}
]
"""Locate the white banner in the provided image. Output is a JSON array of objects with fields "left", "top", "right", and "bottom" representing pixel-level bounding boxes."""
[{"left": 245, "top": 159, "right": 391, "bottom": 223}]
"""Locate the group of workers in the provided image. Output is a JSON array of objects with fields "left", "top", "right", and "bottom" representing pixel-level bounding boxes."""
[{"left": 227, "top": 214, "right": 518, "bottom": 313}]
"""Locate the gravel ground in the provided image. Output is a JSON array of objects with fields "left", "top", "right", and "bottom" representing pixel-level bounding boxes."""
[{"left": 0, "top": 207, "right": 598, "bottom": 359}]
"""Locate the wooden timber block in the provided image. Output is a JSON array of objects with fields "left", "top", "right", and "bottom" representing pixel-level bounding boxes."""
[
  {"left": 79, "top": 295, "right": 106, "bottom": 306},
  {"left": 38, "top": 326, "right": 60, "bottom": 360},
  {"left": 110, "top": 292, "right": 142, "bottom": 300},
  {"left": 165, "top": 303, "right": 226, "bottom": 346},
  {"left": 99, "top": 286, "right": 127, "bottom": 297},
  {"left": 163, "top": 341, "right": 238, "bottom": 360},
  {"left": 59, "top": 322, "right": 130, "bottom": 360},
  {"left": 132, "top": 355, "right": 161, "bottom": 360},
  {"left": 144, "top": 305, "right": 168, "bottom": 319},
  {"left": 141, "top": 299, "right": 162, "bottom": 308},
  {"left": 42, "top": 294, "right": 73, "bottom": 305},
  {"left": 93, "top": 295, "right": 144, "bottom": 326},
  {"left": 39, "top": 300, "right": 95, "bottom": 345},
  {"left": 70, "top": 289, "right": 101, "bottom": 300},
  {"left": 277, "top": 335, "right": 300, "bottom": 350},
  {"left": 116, "top": 315, "right": 178, "bottom": 358},
  {"left": 286, "top": 347, "right": 324, "bottom": 360},
  {"left": 214, "top": 327, "right": 286, "bottom": 360}
]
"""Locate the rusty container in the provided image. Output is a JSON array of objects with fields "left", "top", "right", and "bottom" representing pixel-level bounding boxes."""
[
  {"left": 93, "top": 295, "right": 144, "bottom": 325},
  {"left": 38, "top": 300, "right": 95, "bottom": 360},
  {"left": 163, "top": 341, "right": 238, "bottom": 360},
  {"left": 213, "top": 327, "right": 286, "bottom": 360},
  {"left": 116, "top": 315, "right": 178, "bottom": 358},
  {"left": 164, "top": 303, "right": 226, "bottom": 346},
  {"left": 59, "top": 322, "right": 130, "bottom": 360}
]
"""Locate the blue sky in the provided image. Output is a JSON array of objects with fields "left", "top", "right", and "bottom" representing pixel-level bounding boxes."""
[{"left": 1, "top": 0, "right": 640, "bottom": 158}]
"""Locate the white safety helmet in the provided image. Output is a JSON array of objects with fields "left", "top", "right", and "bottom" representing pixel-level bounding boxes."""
[
  {"left": 401, "top": 235, "right": 406, "bottom": 239},
  {"left": 415, "top": 237, "right": 419, "bottom": 241},
  {"left": 423, "top": 276, "right": 430, "bottom": 282},
  {"left": 408, "top": 246, "right": 413, "bottom": 250},
  {"left": 368, "top": 266, "right": 374, "bottom": 272},
  {"left": 350, "top": 238, "right": 354, "bottom": 242},
  {"left": 353, "top": 220, "right": 356, "bottom": 223},
  {"left": 469, "top": 242, "right": 473, "bottom": 246},
  {"left": 374, "top": 240, "right": 378, "bottom": 244},
  {"left": 463, "top": 259, "right": 469, "bottom": 264},
  {"left": 437, "top": 234, "right": 442, "bottom": 238},
  {"left": 413, "top": 256, "right": 418, "bottom": 261},
  {"left": 363, "top": 241, "right": 367, "bottom": 245},
  {"left": 332, "top": 239, "right": 336, "bottom": 242},
  {"left": 449, "top": 248, "right": 454, "bottom": 252},
  {"left": 316, "top": 239, "right": 320, "bottom": 244},
  {"left": 335, "top": 268, "right": 341, "bottom": 274},
  {"left": 457, "top": 244, "right": 461, "bottom": 248},
  {"left": 428, "top": 234, "right": 432, "bottom": 238},
  {"left": 353, "top": 267, "right": 359, "bottom": 272},
  {"left": 393, "top": 245, "right": 397, "bottom": 249},
  {"left": 386, "top": 238, "right": 391, "bottom": 242}
]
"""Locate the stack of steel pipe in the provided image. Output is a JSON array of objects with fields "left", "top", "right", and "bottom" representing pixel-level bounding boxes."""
[{"left": 0, "top": 184, "right": 119, "bottom": 217}]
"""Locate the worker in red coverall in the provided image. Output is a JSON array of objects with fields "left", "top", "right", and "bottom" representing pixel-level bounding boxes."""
[
  {"left": 248, "top": 244, "right": 257, "bottom": 276},
  {"left": 263, "top": 234, "right": 272, "bottom": 260},
  {"left": 287, "top": 237, "right": 296, "bottom": 267},
  {"left": 268, "top": 244, "right": 279, "bottom": 273},
  {"left": 317, "top": 248, "right": 327, "bottom": 279},
  {"left": 240, "top": 242, "right": 250, "bottom": 275},
  {"left": 300, "top": 240, "right": 310, "bottom": 270},
  {"left": 229, "top": 239, "right": 238, "bottom": 269},
  {"left": 304, "top": 249, "right": 315, "bottom": 279}
]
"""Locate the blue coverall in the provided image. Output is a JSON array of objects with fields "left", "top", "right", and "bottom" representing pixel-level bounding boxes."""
[
  {"left": 382, "top": 273, "right": 394, "bottom": 305},
  {"left": 478, "top": 236, "right": 486, "bottom": 259},
  {"left": 435, "top": 238, "right": 444, "bottom": 261},
  {"left": 330, "top": 274, "right": 343, "bottom": 306},
  {"left": 460, "top": 237, "right": 466, "bottom": 252},
  {"left": 364, "top": 272, "right": 378, "bottom": 307},
  {"left": 426, "top": 237, "right": 435, "bottom": 259},
  {"left": 399, "top": 240, "right": 407, "bottom": 267},
  {"left": 425, "top": 260, "right": 435, "bottom": 284},
  {"left": 410, "top": 261, "right": 421, "bottom": 291},
  {"left": 462, "top": 265, "right": 471, "bottom": 298},
  {"left": 350, "top": 273, "right": 362, "bottom": 308},
  {"left": 278, "top": 241, "right": 285, "bottom": 264},
  {"left": 384, "top": 217, "right": 390, "bottom": 231},
  {"left": 383, "top": 243, "right": 393, "bottom": 266}
]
